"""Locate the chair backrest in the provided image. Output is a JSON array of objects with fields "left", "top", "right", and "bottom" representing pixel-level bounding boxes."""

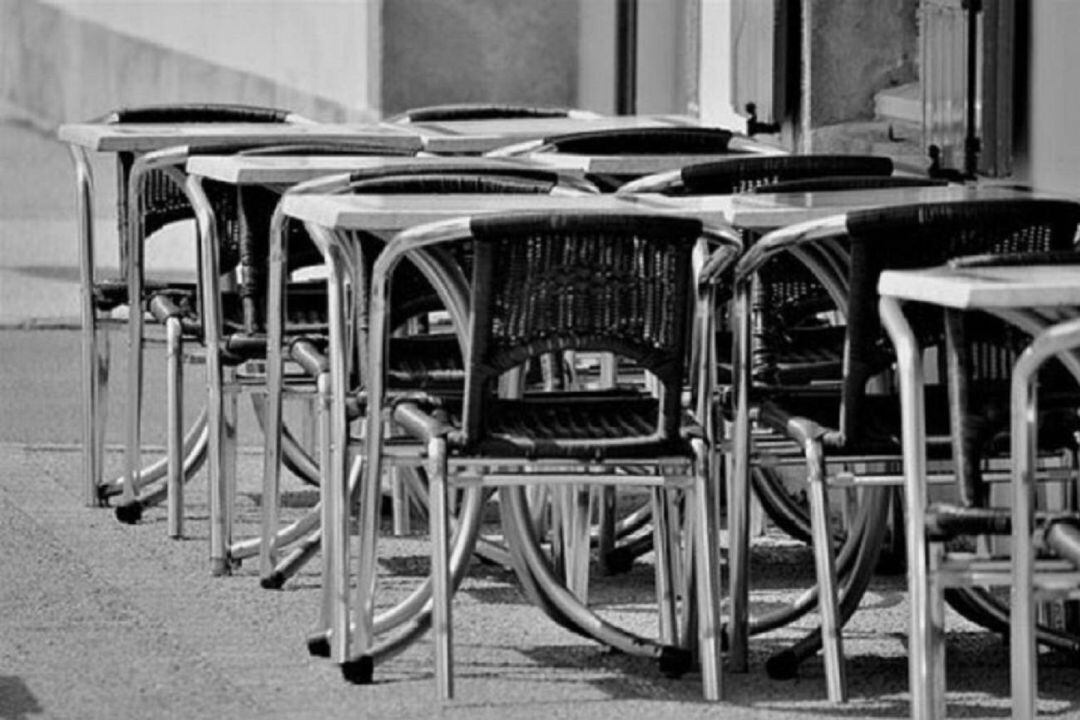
[
  {"left": 841, "top": 198, "right": 1080, "bottom": 445},
  {"left": 458, "top": 212, "right": 702, "bottom": 448},
  {"left": 529, "top": 127, "right": 734, "bottom": 156},
  {"left": 103, "top": 103, "right": 297, "bottom": 125},
  {"left": 388, "top": 103, "right": 584, "bottom": 123},
  {"left": 116, "top": 105, "right": 310, "bottom": 270},
  {"left": 619, "top": 154, "right": 896, "bottom": 195},
  {"left": 314, "top": 167, "right": 594, "bottom": 336}
]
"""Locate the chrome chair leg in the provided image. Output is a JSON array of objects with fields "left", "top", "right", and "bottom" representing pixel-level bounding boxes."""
[
  {"left": 429, "top": 438, "right": 454, "bottom": 700},
  {"left": 70, "top": 144, "right": 107, "bottom": 508},
  {"left": 805, "top": 440, "right": 847, "bottom": 703},
  {"left": 651, "top": 486, "right": 678, "bottom": 645},
  {"left": 165, "top": 316, "right": 184, "bottom": 538},
  {"left": 692, "top": 438, "right": 723, "bottom": 702}
]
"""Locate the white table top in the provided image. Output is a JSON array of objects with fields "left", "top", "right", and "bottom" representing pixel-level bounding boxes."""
[
  {"left": 403, "top": 114, "right": 702, "bottom": 154},
  {"left": 633, "top": 183, "right": 1047, "bottom": 231},
  {"left": 879, "top": 264, "right": 1080, "bottom": 309},
  {"left": 184, "top": 154, "right": 571, "bottom": 185},
  {"left": 281, "top": 193, "right": 652, "bottom": 231},
  {"left": 57, "top": 122, "right": 424, "bottom": 153}
]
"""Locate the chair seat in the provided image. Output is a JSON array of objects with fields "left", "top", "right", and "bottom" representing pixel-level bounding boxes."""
[{"left": 454, "top": 392, "right": 700, "bottom": 460}]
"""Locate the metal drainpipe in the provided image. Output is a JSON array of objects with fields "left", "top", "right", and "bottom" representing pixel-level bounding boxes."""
[{"left": 615, "top": 0, "right": 638, "bottom": 115}]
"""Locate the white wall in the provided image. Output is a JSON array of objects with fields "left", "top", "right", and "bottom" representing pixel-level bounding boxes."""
[
  {"left": 1023, "top": 0, "right": 1080, "bottom": 194},
  {"left": 698, "top": 0, "right": 744, "bottom": 128},
  {"left": 40, "top": 0, "right": 378, "bottom": 116}
]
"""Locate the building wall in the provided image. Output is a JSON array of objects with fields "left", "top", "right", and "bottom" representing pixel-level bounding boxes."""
[
  {"left": 809, "top": 0, "right": 917, "bottom": 126},
  {"left": 1016, "top": 0, "right": 1080, "bottom": 194},
  {"left": 380, "top": 0, "right": 579, "bottom": 115},
  {"left": 0, "top": 0, "right": 379, "bottom": 126}
]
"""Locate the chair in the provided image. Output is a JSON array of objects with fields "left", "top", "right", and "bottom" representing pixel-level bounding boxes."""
[
  {"left": 68, "top": 103, "right": 312, "bottom": 532},
  {"left": 727, "top": 199, "right": 1080, "bottom": 701},
  {"left": 117, "top": 137, "right": 419, "bottom": 544},
  {"left": 386, "top": 102, "right": 602, "bottom": 124},
  {"left": 258, "top": 165, "right": 602, "bottom": 594},
  {"left": 487, "top": 126, "right": 748, "bottom": 191},
  {"left": 881, "top": 250, "right": 1080, "bottom": 719},
  {"left": 342, "top": 210, "right": 740, "bottom": 700},
  {"left": 616, "top": 156, "right": 948, "bottom": 568}
]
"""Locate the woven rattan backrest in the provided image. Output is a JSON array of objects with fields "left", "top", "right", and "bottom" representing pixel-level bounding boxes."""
[
  {"left": 537, "top": 127, "right": 733, "bottom": 155},
  {"left": 329, "top": 171, "right": 571, "bottom": 334},
  {"left": 395, "top": 104, "right": 574, "bottom": 123},
  {"left": 113, "top": 105, "right": 301, "bottom": 276},
  {"left": 459, "top": 212, "right": 700, "bottom": 446},
  {"left": 678, "top": 155, "right": 893, "bottom": 195},
  {"left": 841, "top": 198, "right": 1080, "bottom": 445}
]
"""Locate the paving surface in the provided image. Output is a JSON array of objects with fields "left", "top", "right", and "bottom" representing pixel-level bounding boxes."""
[{"left": 2, "top": 119, "right": 1080, "bottom": 719}]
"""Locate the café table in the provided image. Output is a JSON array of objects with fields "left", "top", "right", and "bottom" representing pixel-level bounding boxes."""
[
  {"left": 880, "top": 261, "right": 1080, "bottom": 720},
  {"left": 58, "top": 121, "right": 425, "bottom": 513}
]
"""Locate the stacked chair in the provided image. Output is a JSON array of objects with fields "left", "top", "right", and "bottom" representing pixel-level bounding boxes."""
[
  {"left": 330, "top": 209, "right": 742, "bottom": 700},
  {"left": 880, "top": 248, "right": 1080, "bottom": 719},
  {"left": 70, "top": 104, "right": 316, "bottom": 535},
  {"left": 725, "top": 198, "right": 1080, "bottom": 701},
  {"left": 258, "top": 164, "right": 604, "bottom": 603},
  {"left": 619, "top": 154, "right": 950, "bottom": 699},
  {"left": 121, "top": 138, "right": 422, "bottom": 537}
]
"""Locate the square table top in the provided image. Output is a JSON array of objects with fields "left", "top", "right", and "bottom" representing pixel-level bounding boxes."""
[
  {"left": 400, "top": 114, "right": 703, "bottom": 154},
  {"left": 184, "top": 154, "right": 582, "bottom": 185},
  {"left": 879, "top": 263, "right": 1080, "bottom": 310},
  {"left": 632, "top": 183, "right": 1050, "bottom": 231},
  {"left": 57, "top": 122, "right": 424, "bottom": 153},
  {"left": 280, "top": 193, "right": 648, "bottom": 231}
]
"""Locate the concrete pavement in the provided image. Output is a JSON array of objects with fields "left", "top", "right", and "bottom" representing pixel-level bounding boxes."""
[{"left": 2, "top": 118, "right": 1079, "bottom": 718}]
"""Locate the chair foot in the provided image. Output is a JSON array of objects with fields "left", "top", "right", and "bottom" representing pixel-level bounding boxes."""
[
  {"left": 341, "top": 655, "right": 374, "bottom": 685},
  {"left": 115, "top": 501, "right": 143, "bottom": 525},
  {"left": 306, "top": 632, "right": 330, "bottom": 658},
  {"left": 600, "top": 545, "right": 636, "bottom": 575},
  {"left": 658, "top": 646, "right": 694, "bottom": 678},
  {"left": 210, "top": 558, "right": 235, "bottom": 577},
  {"left": 260, "top": 571, "right": 286, "bottom": 590},
  {"left": 765, "top": 649, "right": 800, "bottom": 680}
]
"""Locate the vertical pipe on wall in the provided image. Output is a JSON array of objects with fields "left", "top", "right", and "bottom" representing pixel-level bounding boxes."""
[{"left": 615, "top": 0, "right": 638, "bottom": 114}]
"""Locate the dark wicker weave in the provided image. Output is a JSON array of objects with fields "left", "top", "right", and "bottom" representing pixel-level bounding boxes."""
[
  {"left": 533, "top": 126, "right": 734, "bottom": 156},
  {"left": 390, "top": 103, "right": 577, "bottom": 123},
  {"left": 679, "top": 154, "right": 894, "bottom": 195},
  {"left": 447, "top": 212, "right": 701, "bottom": 458}
]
